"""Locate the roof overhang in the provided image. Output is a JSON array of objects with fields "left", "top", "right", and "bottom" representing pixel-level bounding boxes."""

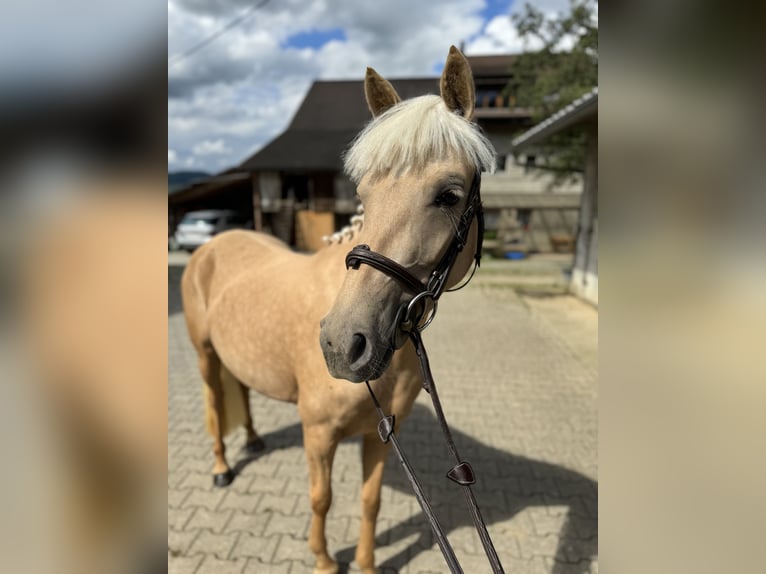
[
  {"left": 168, "top": 172, "right": 250, "bottom": 205},
  {"left": 512, "top": 87, "right": 598, "bottom": 151}
]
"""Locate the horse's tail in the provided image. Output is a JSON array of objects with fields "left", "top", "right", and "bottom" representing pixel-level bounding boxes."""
[{"left": 204, "top": 366, "right": 247, "bottom": 437}]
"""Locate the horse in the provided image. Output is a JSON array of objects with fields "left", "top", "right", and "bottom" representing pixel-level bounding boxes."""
[{"left": 181, "top": 46, "right": 496, "bottom": 574}]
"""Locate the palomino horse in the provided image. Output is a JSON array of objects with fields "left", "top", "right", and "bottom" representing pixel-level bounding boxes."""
[{"left": 181, "top": 46, "right": 495, "bottom": 574}]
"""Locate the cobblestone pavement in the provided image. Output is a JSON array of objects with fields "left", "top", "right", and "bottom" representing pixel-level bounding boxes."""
[{"left": 168, "top": 253, "right": 598, "bottom": 573}]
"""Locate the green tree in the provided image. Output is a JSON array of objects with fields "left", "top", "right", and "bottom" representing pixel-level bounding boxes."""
[{"left": 509, "top": 0, "right": 598, "bottom": 181}]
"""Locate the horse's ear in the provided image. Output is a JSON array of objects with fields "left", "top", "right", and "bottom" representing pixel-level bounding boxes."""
[
  {"left": 364, "top": 67, "right": 401, "bottom": 118},
  {"left": 440, "top": 45, "right": 475, "bottom": 119}
]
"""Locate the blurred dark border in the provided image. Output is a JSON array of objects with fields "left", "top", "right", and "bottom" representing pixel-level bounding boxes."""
[{"left": 0, "top": 40, "right": 167, "bottom": 178}]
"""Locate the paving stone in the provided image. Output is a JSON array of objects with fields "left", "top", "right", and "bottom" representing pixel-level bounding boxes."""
[
  {"left": 168, "top": 528, "right": 201, "bottom": 556},
  {"left": 530, "top": 507, "right": 567, "bottom": 536},
  {"left": 230, "top": 531, "right": 279, "bottom": 561},
  {"left": 482, "top": 528, "right": 522, "bottom": 559},
  {"left": 186, "top": 507, "right": 234, "bottom": 534},
  {"left": 243, "top": 558, "right": 294, "bottom": 573},
  {"left": 168, "top": 488, "right": 191, "bottom": 509},
  {"left": 169, "top": 470, "right": 189, "bottom": 489},
  {"left": 323, "top": 515, "right": 350, "bottom": 545},
  {"left": 256, "top": 492, "right": 299, "bottom": 515},
  {"left": 558, "top": 535, "right": 598, "bottom": 565},
  {"left": 439, "top": 551, "right": 502, "bottom": 573},
  {"left": 519, "top": 533, "right": 561, "bottom": 560},
  {"left": 546, "top": 556, "right": 597, "bottom": 573},
  {"left": 179, "top": 471, "right": 215, "bottom": 491},
  {"left": 176, "top": 443, "right": 211, "bottom": 460},
  {"left": 189, "top": 529, "right": 239, "bottom": 560},
  {"left": 168, "top": 506, "right": 195, "bottom": 531},
  {"left": 246, "top": 475, "right": 289, "bottom": 496},
  {"left": 263, "top": 511, "right": 311, "bottom": 539},
  {"left": 273, "top": 533, "right": 313, "bottom": 564},
  {"left": 440, "top": 525, "right": 476, "bottom": 555},
  {"left": 168, "top": 552, "right": 203, "bottom": 574},
  {"left": 219, "top": 489, "right": 262, "bottom": 514},
  {"left": 526, "top": 555, "right": 551, "bottom": 574},
  {"left": 195, "top": 554, "right": 246, "bottom": 574},
  {"left": 555, "top": 478, "right": 597, "bottom": 498},
  {"left": 570, "top": 512, "right": 598, "bottom": 541},
  {"left": 182, "top": 487, "right": 227, "bottom": 512},
  {"left": 227, "top": 474, "right": 255, "bottom": 495},
  {"left": 179, "top": 457, "right": 215, "bottom": 474},
  {"left": 225, "top": 508, "right": 267, "bottom": 536},
  {"left": 283, "top": 476, "right": 309, "bottom": 496},
  {"left": 370, "top": 517, "right": 393, "bottom": 547}
]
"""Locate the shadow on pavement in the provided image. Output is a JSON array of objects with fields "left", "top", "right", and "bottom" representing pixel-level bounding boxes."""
[
  {"left": 230, "top": 422, "right": 304, "bottom": 478},
  {"left": 334, "top": 403, "right": 597, "bottom": 573}
]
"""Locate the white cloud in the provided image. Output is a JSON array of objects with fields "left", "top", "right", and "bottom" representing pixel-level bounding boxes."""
[
  {"left": 464, "top": 15, "right": 543, "bottom": 55},
  {"left": 168, "top": 149, "right": 177, "bottom": 164},
  {"left": 465, "top": 0, "right": 594, "bottom": 56},
  {"left": 192, "top": 138, "right": 231, "bottom": 155},
  {"left": 465, "top": 0, "right": 587, "bottom": 56},
  {"left": 167, "top": 0, "right": 521, "bottom": 172}
]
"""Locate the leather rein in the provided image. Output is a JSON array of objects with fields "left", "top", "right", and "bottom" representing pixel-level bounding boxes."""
[{"left": 344, "top": 171, "right": 505, "bottom": 574}]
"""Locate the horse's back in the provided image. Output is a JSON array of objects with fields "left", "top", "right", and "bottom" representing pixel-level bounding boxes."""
[{"left": 199, "top": 227, "right": 291, "bottom": 269}]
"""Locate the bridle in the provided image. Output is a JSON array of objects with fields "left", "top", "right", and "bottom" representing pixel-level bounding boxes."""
[
  {"left": 344, "top": 170, "right": 505, "bottom": 574},
  {"left": 346, "top": 171, "right": 484, "bottom": 333}
]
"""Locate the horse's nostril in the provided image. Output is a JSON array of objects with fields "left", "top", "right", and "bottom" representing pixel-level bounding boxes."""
[{"left": 348, "top": 333, "right": 367, "bottom": 364}]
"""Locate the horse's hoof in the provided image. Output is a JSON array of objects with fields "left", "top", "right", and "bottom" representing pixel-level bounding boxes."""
[
  {"left": 244, "top": 437, "right": 266, "bottom": 454},
  {"left": 312, "top": 562, "right": 339, "bottom": 574},
  {"left": 212, "top": 469, "right": 234, "bottom": 487}
]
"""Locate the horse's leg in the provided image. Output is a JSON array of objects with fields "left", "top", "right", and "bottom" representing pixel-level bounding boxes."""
[
  {"left": 303, "top": 423, "right": 339, "bottom": 574},
  {"left": 356, "top": 432, "right": 390, "bottom": 574},
  {"left": 199, "top": 348, "right": 233, "bottom": 487},
  {"left": 239, "top": 383, "right": 265, "bottom": 454}
]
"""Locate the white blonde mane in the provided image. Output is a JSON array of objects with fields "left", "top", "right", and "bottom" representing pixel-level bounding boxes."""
[
  {"left": 343, "top": 94, "right": 496, "bottom": 184},
  {"left": 324, "top": 94, "right": 496, "bottom": 245}
]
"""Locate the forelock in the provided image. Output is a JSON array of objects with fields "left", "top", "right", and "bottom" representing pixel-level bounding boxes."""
[{"left": 343, "top": 95, "right": 496, "bottom": 184}]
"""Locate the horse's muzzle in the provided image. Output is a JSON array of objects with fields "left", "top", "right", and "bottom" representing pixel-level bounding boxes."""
[{"left": 319, "top": 326, "right": 394, "bottom": 383}]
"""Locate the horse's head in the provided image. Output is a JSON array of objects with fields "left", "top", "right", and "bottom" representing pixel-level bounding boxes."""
[{"left": 320, "top": 46, "right": 496, "bottom": 383}]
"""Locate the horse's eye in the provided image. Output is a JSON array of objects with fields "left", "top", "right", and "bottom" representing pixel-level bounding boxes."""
[{"left": 434, "top": 190, "right": 460, "bottom": 207}]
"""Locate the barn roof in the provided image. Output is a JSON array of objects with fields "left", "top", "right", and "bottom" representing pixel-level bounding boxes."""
[{"left": 241, "top": 78, "right": 440, "bottom": 171}]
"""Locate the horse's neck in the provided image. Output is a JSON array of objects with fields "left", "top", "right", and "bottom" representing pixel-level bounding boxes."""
[{"left": 309, "top": 239, "right": 354, "bottom": 286}]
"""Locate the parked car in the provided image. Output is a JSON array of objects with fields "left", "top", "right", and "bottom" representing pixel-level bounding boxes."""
[{"left": 174, "top": 210, "right": 251, "bottom": 251}]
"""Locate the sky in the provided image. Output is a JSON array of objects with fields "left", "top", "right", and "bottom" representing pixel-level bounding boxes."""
[{"left": 168, "top": 0, "right": 576, "bottom": 174}]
